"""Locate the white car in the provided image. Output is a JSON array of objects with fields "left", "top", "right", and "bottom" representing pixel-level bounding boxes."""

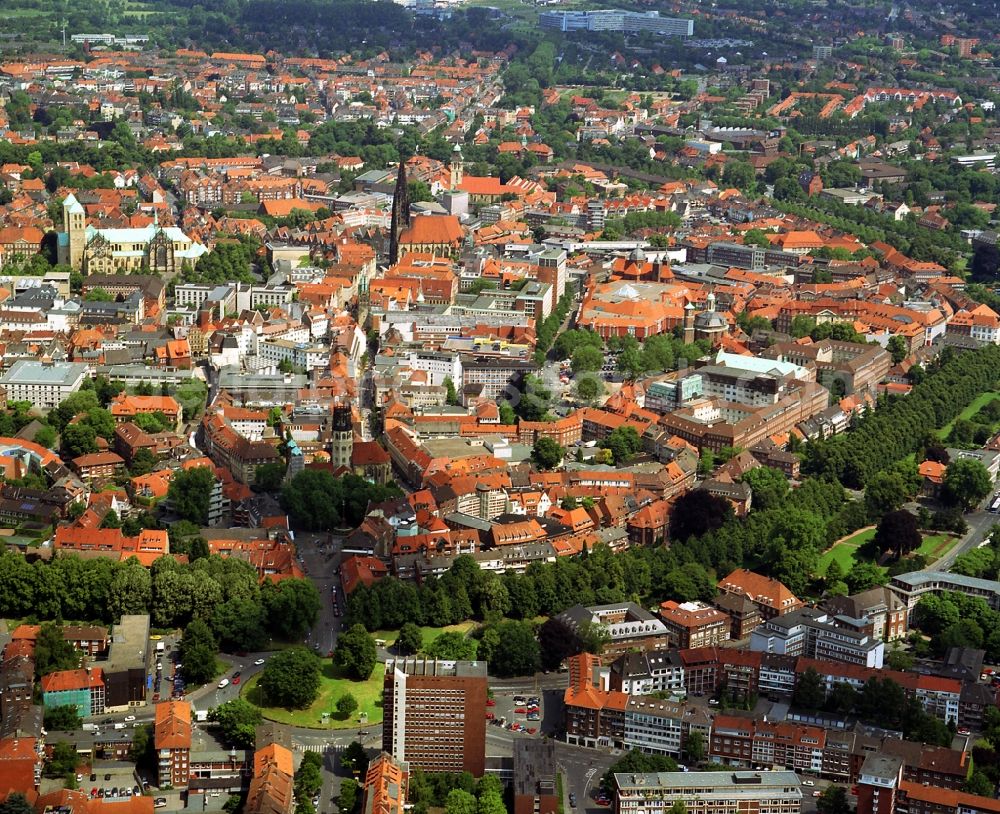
[
  {"left": 802, "top": 781, "right": 815, "bottom": 787},
  {"left": 254, "top": 658, "right": 265, "bottom": 666},
  {"left": 124, "top": 715, "right": 136, "bottom": 722},
  {"left": 218, "top": 678, "right": 230, "bottom": 689}
]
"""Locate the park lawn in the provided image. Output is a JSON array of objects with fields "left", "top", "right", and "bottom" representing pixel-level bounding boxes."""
[
  {"left": 918, "top": 533, "right": 959, "bottom": 561},
  {"left": 817, "top": 542, "right": 862, "bottom": 576},
  {"left": 243, "top": 660, "right": 384, "bottom": 730},
  {"left": 936, "top": 391, "right": 1000, "bottom": 441},
  {"left": 370, "top": 621, "right": 477, "bottom": 651}
]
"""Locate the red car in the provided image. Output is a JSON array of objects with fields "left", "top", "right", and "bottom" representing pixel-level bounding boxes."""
[
  {"left": 485, "top": 712, "right": 494, "bottom": 720},
  {"left": 514, "top": 707, "right": 527, "bottom": 714},
  {"left": 486, "top": 699, "right": 496, "bottom": 707},
  {"left": 232, "top": 676, "right": 241, "bottom": 685},
  {"left": 526, "top": 727, "right": 537, "bottom": 735}
]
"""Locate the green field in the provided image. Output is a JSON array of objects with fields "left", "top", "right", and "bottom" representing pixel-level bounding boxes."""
[
  {"left": 370, "top": 621, "right": 477, "bottom": 652},
  {"left": 244, "top": 661, "right": 384, "bottom": 730},
  {"left": 818, "top": 528, "right": 958, "bottom": 576},
  {"left": 937, "top": 391, "right": 1000, "bottom": 440},
  {"left": 916, "top": 533, "right": 958, "bottom": 560},
  {"left": 817, "top": 528, "right": 874, "bottom": 575}
]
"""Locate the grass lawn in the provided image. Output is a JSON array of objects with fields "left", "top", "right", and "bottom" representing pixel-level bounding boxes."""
[
  {"left": 369, "top": 621, "right": 477, "bottom": 652},
  {"left": 819, "top": 530, "right": 959, "bottom": 576},
  {"left": 243, "top": 660, "right": 384, "bottom": 730},
  {"left": 917, "top": 533, "right": 959, "bottom": 561},
  {"left": 937, "top": 391, "right": 1000, "bottom": 440}
]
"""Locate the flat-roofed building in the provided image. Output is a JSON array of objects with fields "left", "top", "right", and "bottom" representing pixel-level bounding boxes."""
[
  {"left": 382, "top": 657, "right": 488, "bottom": 776},
  {"left": 0, "top": 360, "right": 88, "bottom": 408},
  {"left": 614, "top": 771, "right": 802, "bottom": 814},
  {"left": 104, "top": 614, "right": 150, "bottom": 710}
]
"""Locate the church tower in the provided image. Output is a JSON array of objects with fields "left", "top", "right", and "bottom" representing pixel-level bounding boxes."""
[
  {"left": 449, "top": 144, "right": 464, "bottom": 191},
  {"left": 330, "top": 404, "right": 354, "bottom": 469},
  {"left": 62, "top": 193, "right": 86, "bottom": 271},
  {"left": 388, "top": 160, "right": 410, "bottom": 267}
]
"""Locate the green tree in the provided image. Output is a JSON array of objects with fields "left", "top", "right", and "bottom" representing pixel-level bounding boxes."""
[
  {"left": 816, "top": 786, "right": 852, "bottom": 814},
  {"left": 255, "top": 462, "right": 287, "bottom": 492},
  {"left": 341, "top": 741, "right": 369, "bottom": 775},
  {"left": 443, "top": 376, "right": 460, "bottom": 406},
  {"left": 45, "top": 741, "right": 79, "bottom": 779},
  {"left": 792, "top": 667, "right": 826, "bottom": 710},
  {"left": 571, "top": 345, "right": 604, "bottom": 374},
  {"left": 602, "top": 426, "right": 642, "bottom": 466},
  {"left": 944, "top": 457, "right": 993, "bottom": 510},
  {"left": 34, "top": 622, "right": 79, "bottom": 678},
  {"left": 334, "top": 624, "right": 378, "bottom": 680},
  {"left": 209, "top": 699, "right": 263, "bottom": 749},
  {"left": 43, "top": 704, "right": 82, "bottom": 732},
  {"left": 281, "top": 470, "right": 402, "bottom": 530},
  {"left": 396, "top": 622, "right": 423, "bottom": 655},
  {"left": 179, "top": 618, "right": 218, "bottom": 685},
  {"left": 846, "top": 561, "right": 887, "bottom": 594},
  {"left": 261, "top": 579, "right": 322, "bottom": 641},
  {"left": 873, "top": 510, "right": 921, "bottom": 557},
  {"left": 477, "top": 792, "right": 506, "bottom": 814},
  {"left": 212, "top": 597, "right": 269, "bottom": 653},
  {"left": 260, "top": 647, "right": 322, "bottom": 709},
  {"left": 741, "top": 466, "right": 789, "bottom": 511},
  {"left": 575, "top": 373, "right": 604, "bottom": 404},
  {"left": 336, "top": 692, "right": 359, "bottom": 719},
  {"left": 446, "top": 789, "right": 477, "bottom": 814},
  {"left": 478, "top": 620, "right": 539, "bottom": 678},
  {"left": 531, "top": 436, "right": 564, "bottom": 470},
  {"left": 168, "top": 466, "right": 216, "bottom": 525},
  {"left": 0, "top": 795, "right": 35, "bottom": 814},
  {"left": 339, "top": 778, "right": 359, "bottom": 814},
  {"left": 683, "top": 731, "right": 705, "bottom": 764},
  {"left": 61, "top": 422, "right": 98, "bottom": 459},
  {"left": 887, "top": 335, "right": 909, "bottom": 365}
]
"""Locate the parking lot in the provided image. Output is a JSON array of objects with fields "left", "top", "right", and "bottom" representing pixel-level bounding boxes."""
[
  {"left": 77, "top": 765, "right": 146, "bottom": 802},
  {"left": 487, "top": 687, "right": 543, "bottom": 737}
]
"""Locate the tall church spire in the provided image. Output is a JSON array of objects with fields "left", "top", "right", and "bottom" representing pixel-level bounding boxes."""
[{"left": 389, "top": 160, "right": 410, "bottom": 267}]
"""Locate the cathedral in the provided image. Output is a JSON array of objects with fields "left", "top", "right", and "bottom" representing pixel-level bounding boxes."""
[{"left": 57, "top": 193, "right": 208, "bottom": 274}]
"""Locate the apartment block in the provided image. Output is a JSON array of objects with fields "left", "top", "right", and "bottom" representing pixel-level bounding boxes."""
[
  {"left": 659, "top": 601, "right": 731, "bottom": 649},
  {"left": 155, "top": 700, "right": 192, "bottom": 788},
  {"left": 614, "top": 771, "right": 802, "bottom": 814},
  {"left": 382, "top": 657, "right": 487, "bottom": 775}
]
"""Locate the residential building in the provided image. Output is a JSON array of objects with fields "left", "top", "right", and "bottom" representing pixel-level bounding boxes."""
[
  {"left": 659, "top": 601, "right": 731, "bottom": 649},
  {"left": 41, "top": 668, "right": 105, "bottom": 716},
  {"left": 822, "top": 587, "right": 908, "bottom": 642},
  {"left": 155, "top": 700, "right": 192, "bottom": 788},
  {"left": 513, "top": 740, "right": 559, "bottom": 814},
  {"left": 614, "top": 771, "right": 802, "bottom": 814},
  {"left": 717, "top": 569, "right": 804, "bottom": 621},
  {"left": 200, "top": 410, "right": 282, "bottom": 484},
  {"left": 564, "top": 653, "right": 628, "bottom": 749},
  {"left": 608, "top": 650, "right": 686, "bottom": 697},
  {"left": 556, "top": 603, "right": 669, "bottom": 656},
  {"left": 362, "top": 753, "right": 409, "bottom": 814},
  {"left": 246, "top": 743, "right": 295, "bottom": 814},
  {"left": 382, "top": 657, "right": 487, "bottom": 775},
  {"left": 0, "top": 360, "right": 88, "bottom": 408},
  {"left": 856, "top": 755, "right": 903, "bottom": 814}
]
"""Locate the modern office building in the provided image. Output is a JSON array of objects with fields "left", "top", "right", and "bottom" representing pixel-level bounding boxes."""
[
  {"left": 749, "top": 608, "right": 885, "bottom": 668},
  {"left": 539, "top": 9, "right": 693, "bottom": 36},
  {"left": 614, "top": 771, "right": 802, "bottom": 814},
  {"left": 382, "top": 657, "right": 488, "bottom": 775},
  {"left": 0, "top": 360, "right": 88, "bottom": 408}
]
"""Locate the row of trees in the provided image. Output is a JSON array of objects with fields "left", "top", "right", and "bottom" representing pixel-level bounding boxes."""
[
  {"left": 793, "top": 668, "right": 952, "bottom": 746},
  {"left": 913, "top": 590, "right": 1000, "bottom": 662},
  {"left": 280, "top": 469, "right": 403, "bottom": 530},
  {"left": 805, "top": 344, "right": 1000, "bottom": 487},
  {"left": 0, "top": 551, "right": 319, "bottom": 648}
]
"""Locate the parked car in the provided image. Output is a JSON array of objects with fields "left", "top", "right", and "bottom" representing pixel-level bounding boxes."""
[
  {"left": 514, "top": 707, "right": 527, "bottom": 714},
  {"left": 802, "top": 781, "right": 815, "bottom": 787},
  {"left": 218, "top": 678, "right": 230, "bottom": 689},
  {"left": 486, "top": 699, "right": 496, "bottom": 707},
  {"left": 254, "top": 658, "right": 265, "bottom": 666}
]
